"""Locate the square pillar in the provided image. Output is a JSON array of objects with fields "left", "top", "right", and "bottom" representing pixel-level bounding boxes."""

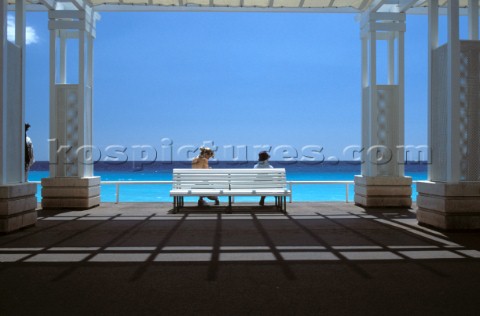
[
  {"left": 417, "top": 1, "right": 480, "bottom": 230},
  {"left": 355, "top": 12, "right": 411, "bottom": 208},
  {"left": 41, "top": 5, "right": 101, "bottom": 210},
  {"left": 418, "top": 41, "right": 480, "bottom": 229},
  {"left": 0, "top": 0, "right": 37, "bottom": 232}
]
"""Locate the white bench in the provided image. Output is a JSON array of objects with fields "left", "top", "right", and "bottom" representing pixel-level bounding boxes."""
[{"left": 170, "top": 168, "right": 291, "bottom": 213}]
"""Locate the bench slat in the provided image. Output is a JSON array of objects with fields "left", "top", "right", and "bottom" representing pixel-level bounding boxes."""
[
  {"left": 170, "top": 189, "right": 290, "bottom": 196},
  {"left": 173, "top": 168, "right": 285, "bottom": 173}
]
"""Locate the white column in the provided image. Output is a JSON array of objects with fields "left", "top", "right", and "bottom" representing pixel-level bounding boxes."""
[
  {"left": 47, "top": 9, "right": 98, "bottom": 178},
  {"left": 427, "top": 0, "right": 438, "bottom": 181},
  {"left": 78, "top": 27, "right": 86, "bottom": 178},
  {"left": 59, "top": 30, "right": 67, "bottom": 84},
  {"left": 16, "top": 0, "right": 25, "bottom": 183},
  {"left": 86, "top": 29, "right": 94, "bottom": 177},
  {"left": 417, "top": 0, "right": 480, "bottom": 230},
  {"left": 388, "top": 33, "right": 395, "bottom": 85},
  {"left": 42, "top": 6, "right": 100, "bottom": 210},
  {"left": 0, "top": 0, "right": 7, "bottom": 184},
  {"left": 468, "top": 0, "right": 479, "bottom": 40},
  {"left": 355, "top": 12, "right": 411, "bottom": 207},
  {"left": 0, "top": 0, "right": 37, "bottom": 233},
  {"left": 368, "top": 29, "right": 377, "bottom": 177},
  {"left": 397, "top": 29, "right": 405, "bottom": 175},
  {"left": 48, "top": 27, "right": 57, "bottom": 177},
  {"left": 361, "top": 35, "right": 368, "bottom": 176},
  {"left": 0, "top": 0, "right": 26, "bottom": 184},
  {"left": 446, "top": 0, "right": 460, "bottom": 183}
]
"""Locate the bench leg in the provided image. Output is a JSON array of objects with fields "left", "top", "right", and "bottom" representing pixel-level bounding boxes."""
[
  {"left": 274, "top": 196, "right": 287, "bottom": 214},
  {"left": 173, "top": 197, "right": 177, "bottom": 214},
  {"left": 227, "top": 196, "right": 232, "bottom": 213},
  {"left": 173, "top": 196, "right": 184, "bottom": 213}
]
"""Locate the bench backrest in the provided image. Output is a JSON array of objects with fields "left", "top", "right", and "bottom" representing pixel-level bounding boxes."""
[{"left": 172, "top": 168, "right": 287, "bottom": 190}]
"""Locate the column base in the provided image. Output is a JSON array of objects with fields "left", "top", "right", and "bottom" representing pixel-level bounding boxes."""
[
  {"left": 0, "top": 183, "right": 38, "bottom": 233},
  {"left": 417, "top": 181, "right": 480, "bottom": 230},
  {"left": 354, "top": 175, "right": 412, "bottom": 208},
  {"left": 41, "top": 177, "right": 101, "bottom": 210}
]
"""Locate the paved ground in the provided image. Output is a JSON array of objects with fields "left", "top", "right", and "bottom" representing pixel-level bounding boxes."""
[{"left": 1, "top": 202, "right": 480, "bottom": 315}]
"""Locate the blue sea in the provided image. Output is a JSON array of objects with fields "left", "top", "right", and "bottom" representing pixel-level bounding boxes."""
[{"left": 29, "top": 161, "right": 428, "bottom": 203}]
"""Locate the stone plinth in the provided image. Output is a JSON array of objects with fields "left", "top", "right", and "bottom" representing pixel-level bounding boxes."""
[
  {"left": 354, "top": 175, "right": 412, "bottom": 207},
  {"left": 41, "top": 177, "right": 100, "bottom": 209},
  {"left": 416, "top": 181, "right": 480, "bottom": 230},
  {"left": 0, "top": 183, "right": 37, "bottom": 233}
]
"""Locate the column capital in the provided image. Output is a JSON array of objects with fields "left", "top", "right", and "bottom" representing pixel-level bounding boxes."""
[{"left": 47, "top": 2, "right": 99, "bottom": 37}]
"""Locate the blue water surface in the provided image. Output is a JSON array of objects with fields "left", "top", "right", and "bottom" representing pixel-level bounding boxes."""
[{"left": 29, "top": 161, "right": 428, "bottom": 203}]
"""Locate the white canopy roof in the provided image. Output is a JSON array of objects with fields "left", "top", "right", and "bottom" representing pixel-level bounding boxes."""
[
  {"left": 89, "top": 0, "right": 369, "bottom": 10},
  {"left": 12, "top": 0, "right": 474, "bottom": 13}
]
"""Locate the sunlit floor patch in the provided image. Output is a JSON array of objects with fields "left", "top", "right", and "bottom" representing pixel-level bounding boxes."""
[
  {"left": 186, "top": 216, "right": 219, "bottom": 220},
  {"left": 388, "top": 245, "right": 439, "bottom": 249},
  {"left": 340, "top": 251, "right": 403, "bottom": 260},
  {"left": 163, "top": 246, "right": 213, "bottom": 251},
  {"left": 154, "top": 253, "right": 212, "bottom": 262},
  {"left": 222, "top": 216, "right": 254, "bottom": 220},
  {"left": 79, "top": 217, "right": 113, "bottom": 221},
  {"left": 42, "top": 217, "right": 78, "bottom": 221},
  {"left": 25, "top": 253, "right": 90, "bottom": 262},
  {"left": 290, "top": 216, "right": 325, "bottom": 220},
  {"left": 457, "top": 250, "right": 480, "bottom": 258},
  {"left": 220, "top": 252, "right": 276, "bottom": 261},
  {"left": 333, "top": 246, "right": 383, "bottom": 250},
  {"left": 114, "top": 217, "right": 149, "bottom": 221},
  {"left": 256, "top": 216, "right": 288, "bottom": 220},
  {"left": 105, "top": 247, "right": 156, "bottom": 251},
  {"left": 375, "top": 219, "right": 462, "bottom": 247},
  {"left": 0, "top": 248, "right": 44, "bottom": 251},
  {"left": 399, "top": 250, "right": 464, "bottom": 259},
  {"left": 0, "top": 254, "right": 30, "bottom": 262},
  {"left": 48, "top": 247, "right": 101, "bottom": 251},
  {"left": 150, "top": 216, "right": 182, "bottom": 220},
  {"left": 277, "top": 246, "right": 326, "bottom": 250},
  {"left": 281, "top": 252, "right": 339, "bottom": 261},
  {"left": 90, "top": 253, "right": 151, "bottom": 262}
]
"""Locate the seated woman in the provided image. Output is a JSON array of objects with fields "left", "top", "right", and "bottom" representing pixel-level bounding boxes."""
[
  {"left": 192, "top": 147, "right": 220, "bottom": 207},
  {"left": 254, "top": 151, "right": 273, "bottom": 206}
]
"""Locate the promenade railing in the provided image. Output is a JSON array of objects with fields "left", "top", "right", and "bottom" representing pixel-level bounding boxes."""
[
  {"left": 30, "top": 180, "right": 419, "bottom": 204},
  {"left": 31, "top": 180, "right": 358, "bottom": 203}
]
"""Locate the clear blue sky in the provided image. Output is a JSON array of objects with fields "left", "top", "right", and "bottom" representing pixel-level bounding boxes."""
[{"left": 18, "top": 10, "right": 462, "bottom": 162}]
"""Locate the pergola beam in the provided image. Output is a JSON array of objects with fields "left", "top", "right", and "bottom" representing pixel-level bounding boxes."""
[
  {"left": 366, "top": 0, "right": 422, "bottom": 14},
  {"left": 398, "top": 0, "right": 421, "bottom": 12},
  {"left": 368, "top": 0, "right": 399, "bottom": 13},
  {"left": 56, "top": 0, "right": 86, "bottom": 10},
  {"left": 40, "top": 0, "right": 57, "bottom": 10}
]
